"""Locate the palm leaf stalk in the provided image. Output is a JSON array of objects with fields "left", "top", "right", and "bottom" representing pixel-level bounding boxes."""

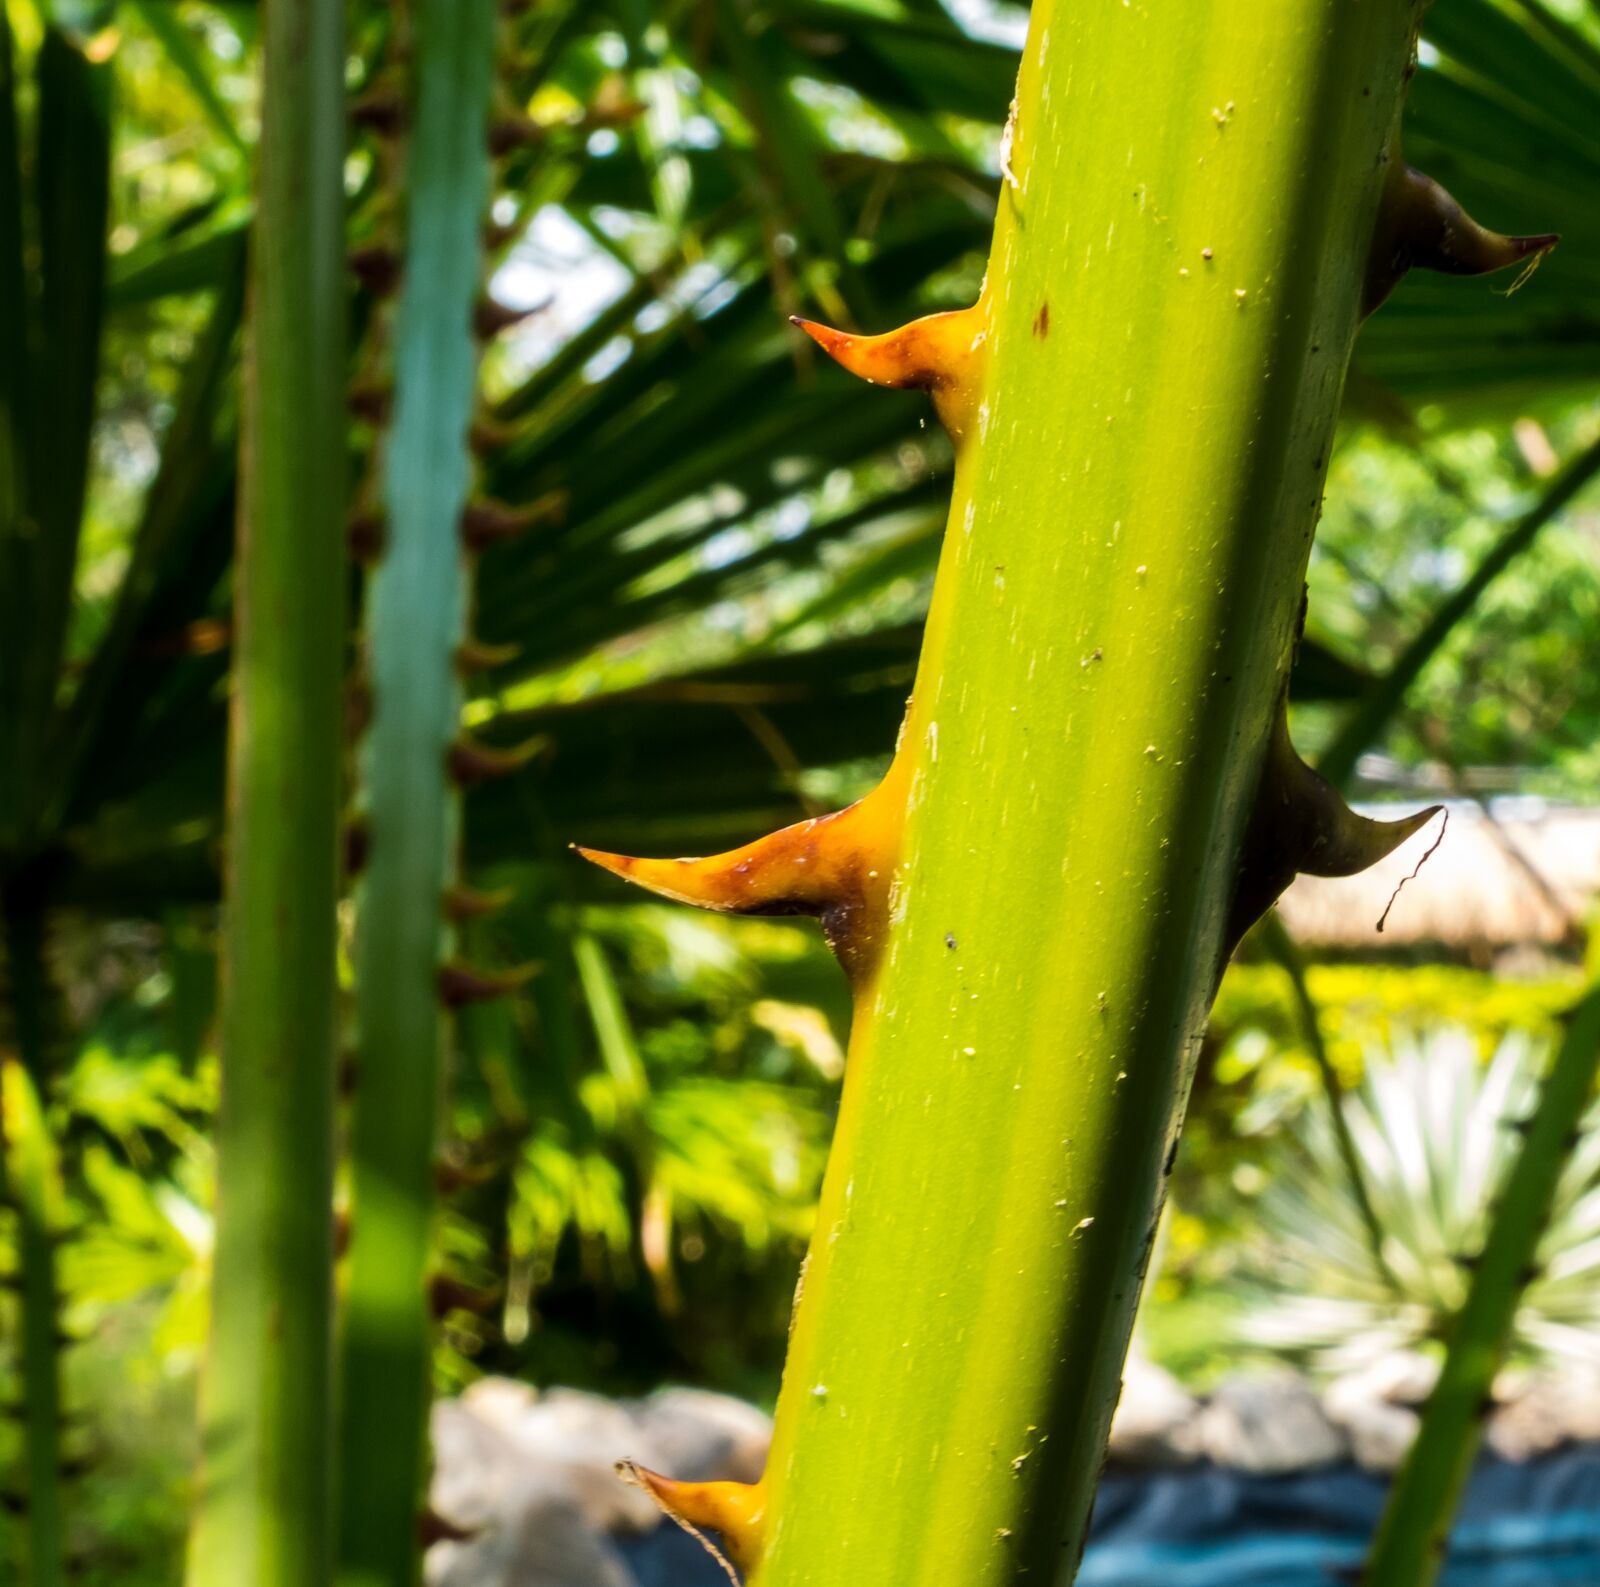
[
  {"left": 578, "top": 2, "right": 1556, "bottom": 1579},
  {"left": 0, "top": 12, "right": 112, "bottom": 1581},
  {"left": 336, "top": 2, "right": 530, "bottom": 1582},
  {"left": 185, "top": 0, "right": 347, "bottom": 1579},
  {"left": 1257, "top": 909, "right": 1401, "bottom": 1297},
  {"left": 1362, "top": 987, "right": 1600, "bottom": 1587},
  {"left": 1, "top": 887, "right": 66, "bottom": 1587}
]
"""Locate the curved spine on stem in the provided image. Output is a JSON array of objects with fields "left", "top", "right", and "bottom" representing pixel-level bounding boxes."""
[
  {"left": 618, "top": 1463, "right": 767, "bottom": 1576},
  {"left": 1363, "top": 157, "right": 1558, "bottom": 316},
  {"left": 791, "top": 301, "right": 990, "bottom": 443},
  {"left": 1230, "top": 705, "right": 1442, "bottom": 946},
  {"left": 576, "top": 770, "right": 904, "bottom": 986}
]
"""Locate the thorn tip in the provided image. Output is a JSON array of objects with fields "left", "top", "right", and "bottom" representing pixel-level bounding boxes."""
[
  {"left": 618, "top": 1462, "right": 766, "bottom": 1576},
  {"left": 1230, "top": 707, "right": 1443, "bottom": 948},
  {"left": 791, "top": 303, "right": 989, "bottom": 441},
  {"left": 1365, "top": 162, "right": 1558, "bottom": 315},
  {"left": 437, "top": 959, "right": 537, "bottom": 1008},
  {"left": 576, "top": 780, "right": 905, "bottom": 985}
]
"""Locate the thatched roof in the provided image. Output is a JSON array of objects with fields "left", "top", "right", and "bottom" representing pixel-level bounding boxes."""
[{"left": 1278, "top": 802, "right": 1598, "bottom": 951}]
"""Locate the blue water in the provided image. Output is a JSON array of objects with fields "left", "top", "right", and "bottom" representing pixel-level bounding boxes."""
[
  {"left": 1080, "top": 1453, "right": 1600, "bottom": 1586},
  {"left": 1080, "top": 1522, "right": 1600, "bottom": 1586},
  {"left": 620, "top": 1447, "right": 1600, "bottom": 1585}
]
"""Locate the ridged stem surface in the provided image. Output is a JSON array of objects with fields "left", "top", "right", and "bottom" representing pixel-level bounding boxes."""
[
  {"left": 2, "top": 891, "right": 64, "bottom": 1587},
  {"left": 186, "top": 0, "right": 347, "bottom": 1579},
  {"left": 753, "top": 5, "right": 1421, "bottom": 1582},
  {"left": 336, "top": 3, "right": 496, "bottom": 1582}
]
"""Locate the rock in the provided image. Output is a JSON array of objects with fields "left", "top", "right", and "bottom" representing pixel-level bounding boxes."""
[
  {"left": 480, "top": 1387, "right": 665, "bottom": 1532},
  {"left": 1352, "top": 1350, "right": 1439, "bottom": 1407},
  {"left": 1322, "top": 1352, "right": 1437, "bottom": 1472},
  {"left": 461, "top": 1375, "right": 539, "bottom": 1434},
  {"left": 1487, "top": 1369, "right": 1600, "bottom": 1461},
  {"left": 631, "top": 1387, "right": 771, "bottom": 1485},
  {"left": 1324, "top": 1381, "right": 1419, "bottom": 1473},
  {"left": 426, "top": 1380, "right": 774, "bottom": 1587},
  {"left": 426, "top": 1486, "right": 636, "bottom": 1587},
  {"left": 431, "top": 1399, "right": 525, "bottom": 1532},
  {"left": 1107, "top": 1351, "right": 1200, "bottom": 1467},
  {"left": 1196, "top": 1372, "right": 1348, "bottom": 1474}
]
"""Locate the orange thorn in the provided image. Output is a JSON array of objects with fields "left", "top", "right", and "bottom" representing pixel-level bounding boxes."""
[
  {"left": 347, "top": 380, "right": 392, "bottom": 425},
  {"left": 343, "top": 818, "right": 371, "bottom": 877},
  {"left": 346, "top": 676, "right": 374, "bottom": 739},
  {"left": 456, "top": 636, "right": 521, "bottom": 672},
  {"left": 435, "top": 1156, "right": 497, "bottom": 1194},
  {"left": 1364, "top": 163, "right": 1558, "bottom": 316},
  {"left": 618, "top": 1462, "right": 767, "bottom": 1577},
  {"left": 348, "top": 242, "right": 403, "bottom": 295},
  {"left": 350, "top": 85, "right": 405, "bottom": 138},
  {"left": 473, "top": 295, "right": 544, "bottom": 339},
  {"left": 437, "top": 959, "right": 538, "bottom": 1008},
  {"left": 488, "top": 114, "right": 543, "bottom": 156},
  {"left": 791, "top": 301, "right": 989, "bottom": 442},
  {"left": 347, "top": 507, "right": 386, "bottom": 562},
  {"left": 460, "top": 491, "right": 565, "bottom": 549},
  {"left": 483, "top": 219, "right": 519, "bottom": 252},
  {"left": 447, "top": 732, "right": 542, "bottom": 786},
  {"left": 416, "top": 1507, "right": 475, "bottom": 1548},
  {"left": 468, "top": 415, "right": 518, "bottom": 455},
  {"left": 443, "top": 882, "right": 515, "bottom": 922},
  {"left": 428, "top": 1274, "right": 501, "bottom": 1318},
  {"left": 575, "top": 778, "right": 902, "bottom": 985}
]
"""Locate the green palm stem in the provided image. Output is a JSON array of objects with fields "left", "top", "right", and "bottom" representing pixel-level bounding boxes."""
[
  {"left": 1319, "top": 432, "right": 1600, "bottom": 789},
  {"left": 572, "top": 930, "right": 650, "bottom": 1121},
  {"left": 749, "top": 8, "right": 1422, "bottom": 1571},
  {"left": 185, "top": 0, "right": 347, "bottom": 1579},
  {"left": 1362, "top": 987, "right": 1600, "bottom": 1587},
  {"left": 1257, "top": 910, "right": 1401, "bottom": 1297},
  {"left": 2, "top": 884, "right": 65, "bottom": 1587},
  {"left": 578, "top": 3, "right": 1536, "bottom": 1578},
  {"left": 335, "top": 2, "right": 499, "bottom": 1581}
]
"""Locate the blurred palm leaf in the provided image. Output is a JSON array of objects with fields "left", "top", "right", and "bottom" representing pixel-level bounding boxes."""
[
  {"left": 1241, "top": 1027, "right": 1600, "bottom": 1374},
  {"left": 18, "top": 0, "right": 1600, "bottom": 913}
]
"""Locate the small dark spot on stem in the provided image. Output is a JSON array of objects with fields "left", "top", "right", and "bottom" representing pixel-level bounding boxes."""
[
  {"left": 1033, "top": 300, "right": 1050, "bottom": 338},
  {"left": 945, "top": 933, "right": 958, "bottom": 950}
]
